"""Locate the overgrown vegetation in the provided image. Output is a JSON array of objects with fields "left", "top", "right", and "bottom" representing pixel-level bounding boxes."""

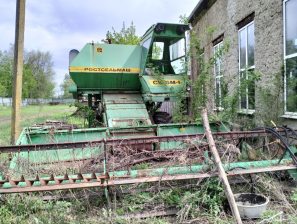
[
  {"left": 59, "top": 74, "right": 75, "bottom": 99},
  {"left": 1, "top": 104, "right": 297, "bottom": 223},
  {"left": 101, "top": 22, "right": 141, "bottom": 45},
  {"left": 168, "top": 21, "right": 284, "bottom": 131}
]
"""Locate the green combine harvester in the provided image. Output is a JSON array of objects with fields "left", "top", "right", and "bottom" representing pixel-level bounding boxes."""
[
  {"left": 0, "top": 23, "right": 297, "bottom": 198},
  {"left": 68, "top": 23, "right": 190, "bottom": 132}
]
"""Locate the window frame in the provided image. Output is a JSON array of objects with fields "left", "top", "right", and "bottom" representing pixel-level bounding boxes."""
[
  {"left": 238, "top": 21, "right": 255, "bottom": 113},
  {"left": 213, "top": 41, "right": 224, "bottom": 110},
  {"left": 283, "top": 0, "right": 297, "bottom": 116}
]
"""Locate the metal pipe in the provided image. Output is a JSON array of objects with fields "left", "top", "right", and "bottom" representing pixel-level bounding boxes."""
[{"left": 0, "top": 129, "right": 293, "bottom": 153}]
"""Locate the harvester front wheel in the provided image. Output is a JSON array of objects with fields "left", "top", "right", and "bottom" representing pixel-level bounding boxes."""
[{"left": 153, "top": 112, "right": 173, "bottom": 124}]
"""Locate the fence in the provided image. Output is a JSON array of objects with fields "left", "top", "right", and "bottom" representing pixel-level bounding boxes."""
[
  {"left": 0, "top": 97, "right": 174, "bottom": 114},
  {"left": 0, "top": 97, "right": 75, "bottom": 106}
]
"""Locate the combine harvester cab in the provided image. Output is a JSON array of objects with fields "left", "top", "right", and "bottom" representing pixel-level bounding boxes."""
[{"left": 1, "top": 23, "right": 297, "bottom": 201}]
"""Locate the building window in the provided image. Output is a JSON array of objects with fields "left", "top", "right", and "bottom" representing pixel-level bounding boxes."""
[
  {"left": 284, "top": 0, "right": 297, "bottom": 112},
  {"left": 214, "top": 42, "right": 223, "bottom": 108},
  {"left": 238, "top": 21, "right": 255, "bottom": 110}
]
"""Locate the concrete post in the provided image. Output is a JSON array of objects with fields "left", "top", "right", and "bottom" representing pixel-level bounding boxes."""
[{"left": 11, "top": 0, "right": 26, "bottom": 144}]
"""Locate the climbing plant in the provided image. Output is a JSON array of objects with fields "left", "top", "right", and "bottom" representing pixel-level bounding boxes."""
[{"left": 171, "top": 23, "right": 284, "bottom": 129}]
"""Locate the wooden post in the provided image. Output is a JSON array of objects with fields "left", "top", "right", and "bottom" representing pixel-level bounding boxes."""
[
  {"left": 201, "top": 108, "right": 242, "bottom": 224},
  {"left": 11, "top": 0, "right": 26, "bottom": 144}
]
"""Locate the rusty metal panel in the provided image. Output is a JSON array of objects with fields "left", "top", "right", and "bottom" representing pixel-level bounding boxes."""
[{"left": 159, "top": 102, "right": 176, "bottom": 116}]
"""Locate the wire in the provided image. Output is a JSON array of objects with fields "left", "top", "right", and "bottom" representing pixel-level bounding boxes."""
[
  {"left": 251, "top": 127, "right": 297, "bottom": 166},
  {"left": 277, "top": 125, "right": 289, "bottom": 145}
]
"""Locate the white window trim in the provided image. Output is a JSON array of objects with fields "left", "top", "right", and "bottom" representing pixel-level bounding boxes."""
[
  {"left": 238, "top": 21, "right": 255, "bottom": 114},
  {"left": 214, "top": 42, "right": 224, "bottom": 109},
  {"left": 283, "top": 0, "right": 297, "bottom": 116}
]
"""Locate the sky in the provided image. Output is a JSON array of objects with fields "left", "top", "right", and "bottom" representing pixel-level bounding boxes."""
[{"left": 0, "top": 0, "right": 198, "bottom": 96}]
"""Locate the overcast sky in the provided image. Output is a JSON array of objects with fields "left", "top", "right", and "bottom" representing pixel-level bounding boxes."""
[{"left": 0, "top": 0, "right": 198, "bottom": 96}]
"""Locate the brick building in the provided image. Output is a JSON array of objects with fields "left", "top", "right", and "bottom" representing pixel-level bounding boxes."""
[{"left": 188, "top": 0, "right": 297, "bottom": 125}]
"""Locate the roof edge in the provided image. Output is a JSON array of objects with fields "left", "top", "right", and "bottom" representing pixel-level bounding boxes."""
[{"left": 188, "top": 0, "right": 217, "bottom": 24}]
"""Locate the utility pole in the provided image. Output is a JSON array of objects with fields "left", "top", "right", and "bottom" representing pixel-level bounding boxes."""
[
  {"left": 201, "top": 108, "right": 242, "bottom": 224},
  {"left": 11, "top": 0, "right": 26, "bottom": 144}
]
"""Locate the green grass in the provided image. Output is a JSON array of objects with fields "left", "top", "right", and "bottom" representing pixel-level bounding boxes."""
[
  {"left": 0, "top": 107, "right": 77, "bottom": 146},
  {"left": 0, "top": 104, "right": 71, "bottom": 117}
]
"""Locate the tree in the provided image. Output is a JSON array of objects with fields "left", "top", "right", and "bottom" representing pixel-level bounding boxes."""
[
  {"left": 101, "top": 22, "right": 141, "bottom": 45},
  {"left": 101, "top": 22, "right": 162, "bottom": 59},
  {"left": 0, "top": 45, "right": 15, "bottom": 97},
  {"left": 60, "top": 73, "right": 74, "bottom": 98},
  {"left": 24, "top": 50, "right": 56, "bottom": 99},
  {"left": 0, "top": 44, "right": 55, "bottom": 99}
]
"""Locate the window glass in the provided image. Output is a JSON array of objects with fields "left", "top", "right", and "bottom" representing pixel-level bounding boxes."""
[
  {"left": 214, "top": 43, "right": 223, "bottom": 76},
  {"left": 142, "top": 37, "right": 151, "bottom": 49},
  {"left": 285, "top": 0, "right": 297, "bottom": 56},
  {"left": 141, "top": 37, "right": 151, "bottom": 64},
  {"left": 240, "top": 71, "right": 247, "bottom": 109},
  {"left": 169, "top": 38, "right": 185, "bottom": 61},
  {"left": 152, "top": 42, "right": 164, "bottom": 60},
  {"left": 171, "top": 59, "right": 184, "bottom": 74},
  {"left": 199, "top": 53, "right": 204, "bottom": 71},
  {"left": 215, "top": 78, "right": 221, "bottom": 107},
  {"left": 247, "top": 24, "right": 255, "bottom": 67},
  {"left": 141, "top": 37, "right": 151, "bottom": 74},
  {"left": 247, "top": 69, "right": 255, "bottom": 110},
  {"left": 239, "top": 28, "right": 247, "bottom": 69},
  {"left": 169, "top": 38, "right": 185, "bottom": 74},
  {"left": 214, "top": 42, "right": 223, "bottom": 108},
  {"left": 239, "top": 22, "right": 254, "bottom": 110},
  {"left": 286, "top": 57, "right": 297, "bottom": 111}
]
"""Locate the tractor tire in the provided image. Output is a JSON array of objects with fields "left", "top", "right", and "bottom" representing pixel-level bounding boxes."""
[{"left": 153, "top": 112, "right": 173, "bottom": 124}]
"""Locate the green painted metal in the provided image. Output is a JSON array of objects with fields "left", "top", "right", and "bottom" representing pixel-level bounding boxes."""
[
  {"left": 9, "top": 127, "right": 108, "bottom": 171},
  {"left": 69, "top": 84, "right": 77, "bottom": 93},
  {"left": 157, "top": 123, "right": 229, "bottom": 150},
  {"left": 109, "top": 159, "right": 293, "bottom": 178},
  {"left": 2, "top": 159, "right": 294, "bottom": 189},
  {"left": 103, "top": 93, "right": 152, "bottom": 129},
  {"left": 8, "top": 122, "right": 229, "bottom": 171},
  {"left": 70, "top": 44, "right": 142, "bottom": 90},
  {"left": 142, "top": 94, "right": 180, "bottom": 103},
  {"left": 287, "top": 146, "right": 297, "bottom": 179},
  {"left": 140, "top": 75, "right": 185, "bottom": 94}
]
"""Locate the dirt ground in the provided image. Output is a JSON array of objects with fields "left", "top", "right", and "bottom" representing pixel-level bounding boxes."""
[{"left": 0, "top": 107, "right": 75, "bottom": 126}]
